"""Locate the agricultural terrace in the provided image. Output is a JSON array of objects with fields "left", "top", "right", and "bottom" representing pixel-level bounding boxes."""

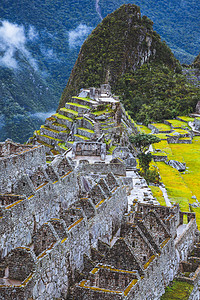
[{"left": 139, "top": 120, "right": 200, "bottom": 228}]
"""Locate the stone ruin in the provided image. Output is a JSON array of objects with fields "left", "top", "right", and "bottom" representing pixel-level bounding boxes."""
[
  {"left": 72, "top": 141, "right": 106, "bottom": 160},
  {"left": 31, "top": 84, "right": 138, "bottom": 157},
  {"left": 0, "top": 140, "right": 200, "bottom": 299},
  {"left": 0, "top": 139, "right": 33, "bottom": 157},
  {"left": 196, "top": 101, "right": 200, "bottom": 115},
  {"left": 112, "top": 146, "right": 137, "bottom": 170}
]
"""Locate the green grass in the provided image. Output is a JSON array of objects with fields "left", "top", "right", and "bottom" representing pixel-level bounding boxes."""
[
  {"left": 108, "top": 145, "right": 116, "bottom": 154},
  {"left": 152, "top": 152, "right": 167, "bottom": 157},
  {"left": 151, "top": 123, "right": 171, "bottom": 131},
  {"left": 41, "top": 125, "right": 60, "bottom": 134},
  {"left": 91, "top": 108, "right": 113, "bottom": 116},
  {"left": 58, "top": 142, "right": 68, "bottom": 150},
  {"left": 154, "top": 133, "right": 168, "bottom": 140},
  {"left": 53, "top": 113, "right": 73, "bottom": 122},
  {"left": 138, "top": 125, "right": 152, "bottom": 134},
  {"left": 39, "top": 134, "right": 63, "bottom": 142},
  {"left": 130, "top": 118, "right": 137, "bottom": 125},
  {"left": 178, "top": 137, "right": 191, "bottom": 141},
  {"left": 84, "top": 118, "right": 94, "bottom": 126},
  {"left": 67, "top": 141, "right": 74, "bottom": 144},
  {"left": 52, "top": 122, "right": 68, "bottom": 129},
  {"left": 152, "top": 136, "right": 200, "bottom": 228},
  {"left": 168, "top": 128, "right": 189, "bottom": 136},
  {"left": 166, "top": 119, "right": 189, "bottom": 129},
  {"left": 72, "top": 96, "right": 95, "bottom": 103},
  {"left": 153, "top": 141, "right": 173, "bottom": 158},
  {"left": 66, "top": 102, "right": 90, "bottom": 110},
  {"left": 104, "top": 139, "right": 112, "bottom": 145},
  {"left": 160, "top": 280, "right": 193, "bottom": 300},
  {"left": 60, "top": 107, "right": 78, "bottom": 116},
  {"left": 155, "top": 162, "right": 192, "bottom": 212},
  {"left": 190, "top": 206, "right": 200, "bottom": 229},
  {"left": 150, "top": 186, "right": 166, "bottom": 206},
  {"left": 74, "top": 134, "right": 90, "bottom": 141},
  {"left": 78, "top": 127, "right": 94, "bottom": 133},
  {"left": 177, "top": 116, "right": 195, "bottom": 122},
  {"left": 169, "top": 137, "right": 200, "bottom": 203}
]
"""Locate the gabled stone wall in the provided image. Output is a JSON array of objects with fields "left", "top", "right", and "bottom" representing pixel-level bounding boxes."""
[{"left": 0, "top": 145, "right": 46, "bottom": 193}]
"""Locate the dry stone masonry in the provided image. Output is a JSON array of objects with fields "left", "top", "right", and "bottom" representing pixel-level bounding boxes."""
[
  {"left": 0, "top": 137, "right": 200, "bottom": 300},
  {"left": 1, "top": 87, "right": 200, "bottom": 299}
]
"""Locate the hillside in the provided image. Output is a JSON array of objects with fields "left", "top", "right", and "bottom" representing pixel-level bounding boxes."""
[
  {"left": 194, "top": 53, "right": 200, "bottom": 69},
  {"left": 100, "top": 0, "right": 200, "bottom": 64},
  {"left": 59, "top": 4, "right": 179, "bottom": 107},
  {"left": 0, "top": 0, "right": 200, "bottom": 142},
  {"left": 0, "top": 48, "right": 58, "bottom": 142},
  {"left": 59, "top": 4, "right": 200, "bottom": 124},
  {"left": 0, "top": 0, "right": 99, "bottom": 143}
]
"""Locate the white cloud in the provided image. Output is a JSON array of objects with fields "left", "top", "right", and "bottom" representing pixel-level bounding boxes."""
[
  {"left": 30, "top": 111, "right": 56, "bottom": 121},
  {"left": 68, "top": 24, "right": 93, "bottom": 49},
  {"left": 28, "top": 25, "right": 39, "bottom": 41},
  {"left": 0, "top": 20, "right": 38, "bottom": 70},
  {"left": 40, "top": 45, "right": 59, "bottom": 61}
]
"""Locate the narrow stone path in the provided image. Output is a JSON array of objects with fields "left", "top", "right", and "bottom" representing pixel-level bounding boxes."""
[
  {"left": 159, "top": 185, "right": 172, "bottom": 207},
  {"left": 126, "top": 170, "right": 159, "bottom": 210}
]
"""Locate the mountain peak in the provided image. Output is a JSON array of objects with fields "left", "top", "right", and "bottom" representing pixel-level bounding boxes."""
[{"left": 59, "top": 4, "right": 179, "bottom": 110}]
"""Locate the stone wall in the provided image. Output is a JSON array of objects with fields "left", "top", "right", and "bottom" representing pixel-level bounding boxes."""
[
  {"left": 175, "top": 218, "right": 197, "bottom": 261},
  {"left": 78, "top": 161, "right": 126, "bottom": 176},
  {"left": 194, "top": 118, "right": 200, "bottom": 131},
  {"left": 89, "top": 185, "right": 128, "bottom": 247},
  {"left": 137, "top": 239, "right": 179, "bottom": 299},
  {"left": 0, "top": 212, "right": 90, "bottom": 300},
  {"left": 0, "top": 169, "right": 78, "bottom": 259},
  {"left": 0, "top": 145, "right": 46, "bottom": 193},
  {"left": 148, "top": 124, "right": 172, "bottom": 134}
]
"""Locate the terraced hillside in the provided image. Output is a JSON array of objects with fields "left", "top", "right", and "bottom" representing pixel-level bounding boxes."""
[
  {"left": 29, "top": 85, "right": 137, "bottom": 156},
  {"left": 139, "top": 116, "right": 200, "bottom": 228}
]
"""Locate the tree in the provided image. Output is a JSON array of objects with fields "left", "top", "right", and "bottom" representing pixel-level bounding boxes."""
[
  {"left": 129, "top": 133, "right": 161, "bottom": 183},
  {"left": 129, "top": 133, "right": 161, "bottom": 152}
]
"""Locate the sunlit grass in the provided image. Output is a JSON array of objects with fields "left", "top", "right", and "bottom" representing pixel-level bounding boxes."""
[
  {"left": 151, "top": 123, "right": 171, "bottom": 131},
  {"left": 150, "top": 186, "right": 166, "bottom": 206},
  {"left": 155, "top": 162, "right": 192, "bottom": 212},
  {"left": 166, "top": 119, "right": 189, "bottom": 129},
  {"left": 138, "top": 125, "right": 152, "bottom": 134}
]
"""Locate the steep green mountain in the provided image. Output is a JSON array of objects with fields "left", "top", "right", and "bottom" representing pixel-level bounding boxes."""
[
  {"left": 0, "top": 53, "right": 58, "bottom": 142},
  {"left": 194, "top": 53, "right": 200, "bottom": 69},
  {"left": 1, "top": 0, "right": 200, "bottom": 142},
  {"left": 59, "top": 4, "right": 200, "bottom": 124},
  {"left": 0, "top": 0, "right": 99, "bottom": 143},
  {"left": 100, "top": 0, "right": 200, "bottom": 64}
]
